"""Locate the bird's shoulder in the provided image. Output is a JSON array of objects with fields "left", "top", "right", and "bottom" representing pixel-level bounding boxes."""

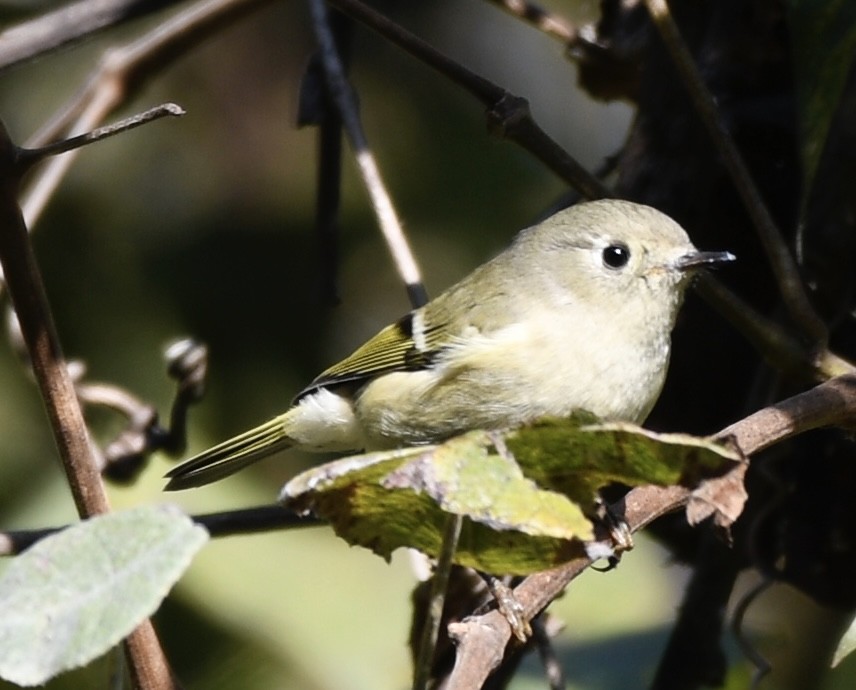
[
  {"left": 295, "top": 310, "right": 446, "bottom": 399},
  {"left": 295, "top": 253, "right": 527, "bottom": 400}
]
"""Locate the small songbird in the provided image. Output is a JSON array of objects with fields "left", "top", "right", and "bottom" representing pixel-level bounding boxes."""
[{"left": 164, "top": 199, "right": 733, "bottom": 491}]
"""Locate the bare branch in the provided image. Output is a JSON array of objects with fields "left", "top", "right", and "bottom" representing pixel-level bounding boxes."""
[
  {"left": 483, "top": 0, "right": 577, "bottom": 43},
  {"left": 18, "top": 103, "right": 184, "bottom": 171},
  {"left": 309, "top": 0, "right": 427, "bottom": 307},
  {"left": 0, "top": 120, "right": 176, "bottom": 690},
  {"left": 0, "top": 505, "right": 320, "bottom": 557},
  {"left": 0, "top": 0, "right": 184, "bottom": 72},
  {"left": 695, "top": 274, "right": 855, "bottom": 382},
  {"left": 0, "top": 128, "right": 108, "bottom": 519},
  {"left": 642, "top": 0, "right": 828, "bottom": 345},
  {"left": 326, "top": 0, "right": 610, "bottom": 201},
  {"left": 21, "top": 0, "right": 272, "bottom": 227}
]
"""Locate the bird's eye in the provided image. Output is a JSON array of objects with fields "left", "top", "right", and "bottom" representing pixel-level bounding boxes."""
[{"left": 602, "top": 243, "right": 631, "bottom": 269}]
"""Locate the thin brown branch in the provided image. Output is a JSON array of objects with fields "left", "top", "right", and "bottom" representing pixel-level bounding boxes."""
[
  {"left": 0, "top": 132, "right": 109, "bottom": 518},
  {"left": 642, "top": 0, "right": 827, "bottom": 345},
  {"left": 0, "top": 121, "right": 177, "bottom": 690},
  {"left": 718, "top": 374, "right": 856, "bottom": 455},
  {"left": 325, "top": 0, "right": 611, "bottom": 201}
]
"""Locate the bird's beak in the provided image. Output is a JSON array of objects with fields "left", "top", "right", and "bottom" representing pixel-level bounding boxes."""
[{"left": 675, "top": 250, "right": 736, "bottom": 272}]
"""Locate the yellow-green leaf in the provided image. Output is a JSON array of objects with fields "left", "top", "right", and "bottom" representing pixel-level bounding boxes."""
[{"left": 280, "top": 415, "right": 738, "bottom": 575}]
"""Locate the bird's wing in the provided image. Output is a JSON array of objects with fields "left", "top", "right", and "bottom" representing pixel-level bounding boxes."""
[{"left": 296, "top": 311, "right": 446, "bottom": 399}]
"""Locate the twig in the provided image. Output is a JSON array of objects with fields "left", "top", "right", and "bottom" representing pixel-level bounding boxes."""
[
  {"left": 298, "top": 11, "right": 353, "bottom": 306},
  {"left": 0, "top": 122, "right": 176, "bottom": 688},
  {"left": 717, "top": 374, "right": 856, "bottom": 454},
  {"left": 5, "top": 317, "right": 207, "bottom": 480},
  {"left": 326, "top": 0, "right": 611, "bottom": 201},
  {"left": 0, "top": 504, "right": 321, "bottom": 557},
  {"left": 642, "top": 0, "right": 828, "bottom": 345},
  {"left": 730, "top": 578, "right": 773, "bottom": 689},
  {"left": 483, "top": 0, "right": 577, "bottom": 43},
  {"left": 531, "top": 615, "right": 566, "bottom": 690},
  {"left": 0, "top": 103, "right": 182, "bottom": 286},
  {"left": 0, "top": 130, "right": 110, "bottom": 518},
  {"left": 309, "top": 0, "right": 427, "bottom": 307},
  {"left": 19, "top": 103, "right": 184, "bottom": 169},
  {"left": 0, "top": 0, "right": 209, "bottom": 72},
  {"left": 0, "top": 0, "right": 184, "bottom": 72},
  {"left": 694, "top": 274, "right": 855, "bottom": 381},
  {"left": 21, "top": 0, "right": 272, "bottom": 228},
  {"left": 412, "top": 514, "right": 463, "bottom": 690}
]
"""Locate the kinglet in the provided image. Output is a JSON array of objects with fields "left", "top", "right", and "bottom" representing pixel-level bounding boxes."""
[{"left": 165, "top": 199, "right": 733, "bottom": 490}]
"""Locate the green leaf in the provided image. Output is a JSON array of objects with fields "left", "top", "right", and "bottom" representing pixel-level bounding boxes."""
[
  {"left": 788, "top": 0, "right": 856, "bottom": 203},
  {"left": 281, "top": 439, "right": 586, "bottom": 574},
  {"left": 281, "top": 416, "right": 738, "bottom": 575},
  {"left": 0, "top": 504, "right": 208, "bottom": 687},
  {"left": 382, "top": 432, "right": 592, "bottom": 540},
  {"left": 507, "top": 417, "right": 740, "bottom": 508}
]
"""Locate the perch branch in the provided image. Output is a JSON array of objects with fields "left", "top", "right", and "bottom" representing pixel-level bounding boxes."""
[{"left": 444, "top": 373, "right": 856, "bottom": 686}]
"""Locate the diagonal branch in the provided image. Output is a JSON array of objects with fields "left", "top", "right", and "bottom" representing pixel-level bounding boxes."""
[
  {"left": 444, "top": 372, "right": 856, "bottom": 687},
  {"left": 309, "top": 0, "right": 427, "bottom": 307},
  {"left": 325, "top": 0, "right": 610, "bottom": 201},
  {"left": 21, "top": 0, "right": 272, "bottom": 228},
  {"left": 483, "top": 0, "right": 577, "bottom": 43},
  {"left": 642, "top": 0, "right": 828, "bottom": 345},
  {"left": 0, "top": 0, "right": 184, "bottom": 72}
]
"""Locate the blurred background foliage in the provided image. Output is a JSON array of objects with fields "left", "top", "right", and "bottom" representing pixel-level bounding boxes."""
[{"left": 0, "top": 1, "right": 854, "bottom": 689}]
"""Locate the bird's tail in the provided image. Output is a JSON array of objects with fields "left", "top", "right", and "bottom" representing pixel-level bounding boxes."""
[{"left": 164, "top": 416, "right": 293, "bottom": 490}]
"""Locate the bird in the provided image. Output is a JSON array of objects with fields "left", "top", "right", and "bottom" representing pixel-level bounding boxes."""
[{"left": 164, "top": 199, "right": 733, "bottom": 491}]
